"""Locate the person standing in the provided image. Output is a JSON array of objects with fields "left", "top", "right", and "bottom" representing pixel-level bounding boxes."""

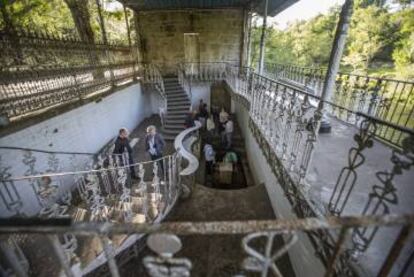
[
  {"left": 145, "top": 125, "right": 165, "bottom": 174},
  {"left": 224, "top": 117, "right": 234, "bottom": 149},
  {"left": 203, "top": 141, "right": 215, "bottom": 175},
  {"left": 113, "top": 128, "right": 137, "bottom": 179},
  {"left": 184, "top": 111, "right": 196, "bottom": 128},
  {"left": 206, "top": 115, "right": 215, "bottom": 140}
]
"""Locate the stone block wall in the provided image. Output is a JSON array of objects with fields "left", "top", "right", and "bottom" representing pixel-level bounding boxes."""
[{"left": 137, "top": 9, "right": 244, "bottom": 72}]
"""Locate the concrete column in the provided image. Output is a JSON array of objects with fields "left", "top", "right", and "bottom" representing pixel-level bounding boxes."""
[
  {"left": 319, "top": 0, "right": 354, "bottom": 132},
  {"left": 258, "top": 0, "right": 268, "bottom": 74}
]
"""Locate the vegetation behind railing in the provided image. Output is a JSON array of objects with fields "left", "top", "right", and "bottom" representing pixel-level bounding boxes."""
[
  {"left": 179, "top": 62, "right": 414, "bottom": 276},
  {"left": 0, "top": 28, "right": 165, "bottom": 123},
  {"left": 264, "top": 63, "right": 414, "bottom": 147}
]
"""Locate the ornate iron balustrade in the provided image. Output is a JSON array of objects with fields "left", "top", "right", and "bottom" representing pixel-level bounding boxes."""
[
  {"left": 0, "top": 214, "right": 412, "bottom": 277},
  {"left": 0, "top": 28, "right": 166, "bottom": 123},
  {"left": 264, "top": 63, "right": 414, "bottom": 147},
  {"left": 178, "top": 61, "right": 414, "bottom": 276},
  {"left": 0, "top": 150, "right": 183, "bottom": 275},
  {"left": 0, "top": 113, "right": 204, "bottom": 276}
]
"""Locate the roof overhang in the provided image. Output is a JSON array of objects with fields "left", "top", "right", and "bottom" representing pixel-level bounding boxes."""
[{"left": 119, "top": 0, "right": 299, "bottom": 16}]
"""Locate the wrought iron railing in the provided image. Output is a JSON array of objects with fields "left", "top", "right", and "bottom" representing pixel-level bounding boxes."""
[
  {"left": 264, "top": 63, "right": 414, "bottom": 147},
  {"left": 0, "top": 28, "right": 165, "bottom": 123},
  {"left": 0, "top": 214, "right": 412, "bottom": 277},
  {"left": 0, "top": 110, "right": 204, "bottom": 275},
  {"left": 178, "top": 61, "right": 414, "bottom": 276},
  {"left": 0, "top": 150, "right": 182, "bottom": 274}
]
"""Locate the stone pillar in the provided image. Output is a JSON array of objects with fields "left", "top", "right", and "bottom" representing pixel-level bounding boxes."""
[
  {"left": 319, "top": 0, "right": 354, "bottom": 133},
  {"left": 258, "top": 0, "right": 268, "bottom": 75}
]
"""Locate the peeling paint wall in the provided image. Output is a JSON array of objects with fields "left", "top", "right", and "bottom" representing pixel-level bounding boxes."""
[{"left": 137, "top": 9, "right": 244, "bottom": 72}]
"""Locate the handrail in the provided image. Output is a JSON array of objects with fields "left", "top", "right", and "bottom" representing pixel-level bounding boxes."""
[
  {"left": 1, "top": 213, "right": 412, "bottom": 235},
  {"left": 266, "top": 62, "right": 414, "bottom": 84},
  {"left": 174, "top": 120, "right": 202, "bottom": 176},
  {"left": 0, "top": 153, "right": 177, "bottom": 182}
]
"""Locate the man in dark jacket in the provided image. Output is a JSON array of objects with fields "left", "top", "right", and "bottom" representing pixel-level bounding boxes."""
[
  {"left": 145, "top": 125, "right": 165, "bottom": 174},
  {"left": 113, "top": 128, "right": 137, "bottom": 179}
]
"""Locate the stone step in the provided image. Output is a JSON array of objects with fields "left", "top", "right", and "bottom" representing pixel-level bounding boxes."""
[
  {"left": 168, "top": 105, "right": 191, "bottom": 111},
  {"left": 164, "top": 79, "right": 180, "bottom": 83},
  {"left": 165, "top": 89, "right": 186, "bottom": 95},
  {"left": 164, "top": 84, "right": 183, "bottom": 90},
  {"left": 165, "top": 114, "right": 187, "bottom": 119},
  {"left": 164, "top": 126, "right": 184, "bottom": 133},
  {"left": 165, "top": 119, "right": 185, "bottom": 125},
  {"left": 167, "top": 95, "right": 188, "bottom": 101},
  {"left": 167, "top": 107, "right": 190, "bottom": 115},
  {"left": 168, "top": 99, "right": 190, "bottom": 106}
]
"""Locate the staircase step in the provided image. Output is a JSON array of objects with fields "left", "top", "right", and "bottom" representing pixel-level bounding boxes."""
[
  {"left": 164, "top": 80, "right": 180, "bottom": 84},
  {"left": 167, "top": 109, "right": 190, "bottom": 115},
  {"left": 168, "top": 105, "right": 190, "bottom": 111},
  {"left": 165, "top": 90, "right": 186, "bottom": 95},
  {"left": 168, "top": 100, "right": 190, "bottom": 106},
  {"left": 165, "top": 119, "right": 185, "bottom": 125},
  {"left": 167, "top": 95, "right": 188, "bottom": 101},
  {"left": 164, "top": 85, "right": 183, "bottom": 90},
  {"left": 164, "top": 123, "right": 184, "bottom": 129},
  {"left": 165, "top": 114, "right": 187, "bottom": 119}
]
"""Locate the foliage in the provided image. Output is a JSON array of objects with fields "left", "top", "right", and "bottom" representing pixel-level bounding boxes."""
[
  {"left": 391, "top": 8, "right": 414, "bottom": 78},
  {"left": 2, "top": 0, "right": 76, "bottom": 36},
  {"left": 342, "top": 6, "right": 396, "bottom": 73},
  {"left": 0, "top": 0, "right": 131, "bottom": 44},
  {"left": 250, "top": 3, "right": 414, "bottom": 80}
]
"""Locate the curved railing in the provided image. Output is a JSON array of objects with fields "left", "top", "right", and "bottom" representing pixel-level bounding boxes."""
[
  {"left": 0, "top": 151, "right": 182, "bottom": 274},
  {"left": 174, "top": 120, "right": 202, "bottom": 176}
]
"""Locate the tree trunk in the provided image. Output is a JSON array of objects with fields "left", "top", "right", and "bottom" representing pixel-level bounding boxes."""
[
  {"left": 63, "top": 0, "right": 105, "bottom": 81},
  {"left": 63, "top": 0, "right": 95, "bottom": 44},
  {"left": 0, "top": 2, "right": 24, "bottom": 66}
]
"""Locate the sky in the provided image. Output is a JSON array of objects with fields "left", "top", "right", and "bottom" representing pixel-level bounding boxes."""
[{"left": 267, "top": 0, "right": 346, "bottom": 29}]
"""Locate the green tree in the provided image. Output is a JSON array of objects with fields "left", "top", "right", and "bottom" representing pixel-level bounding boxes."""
[
  {"left": 342, "top": 6, "right": 395, "bottom": 73},
  {"left": 391, "top": 8, "right": 414, "bottom": 78},
  {"left": 1, "top": 0, "right": 76, "bottom": 36}
]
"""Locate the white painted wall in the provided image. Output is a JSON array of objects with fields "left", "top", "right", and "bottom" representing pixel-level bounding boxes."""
[
  {"left": 0, "top": 83, "right": 160, "bottom": 217},
  {"left": 188, "top": 82, "right": 211, "bottom": 110},
  {"left": 232, "top": 98, "right": 326, "bottom": 277}
]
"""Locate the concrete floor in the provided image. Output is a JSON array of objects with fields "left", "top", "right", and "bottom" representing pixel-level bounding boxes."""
[{"left": 306, "top": 117, "right": 414, "bottom": 276}]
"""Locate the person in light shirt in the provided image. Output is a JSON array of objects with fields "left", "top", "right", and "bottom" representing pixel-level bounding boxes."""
[
  {"left": 145, "top": 125, "right": 165, "bottom": 174},
  {"left": 224, "top": 116, "right": 234, "bottom": 149}
]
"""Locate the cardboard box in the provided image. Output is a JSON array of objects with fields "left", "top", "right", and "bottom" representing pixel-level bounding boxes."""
[{"left": 218, "top": 162, "right": 233, "bottom": 184}]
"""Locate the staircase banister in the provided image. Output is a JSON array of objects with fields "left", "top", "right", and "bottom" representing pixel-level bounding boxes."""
[{"left": 174, "top": 121, "right": 202, "bottom": 176}]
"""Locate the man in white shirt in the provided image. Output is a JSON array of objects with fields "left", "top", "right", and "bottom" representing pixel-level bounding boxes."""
[{"left": 224, "top": 117, "right": 234, "bottom": 149}]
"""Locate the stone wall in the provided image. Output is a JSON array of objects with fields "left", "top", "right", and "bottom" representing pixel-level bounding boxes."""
[
  {"left": 137, "top": 9, "right": 244, "bottom": 72},
  {"left": 0, "top": 83, "right": 161, "bottom": 217}
]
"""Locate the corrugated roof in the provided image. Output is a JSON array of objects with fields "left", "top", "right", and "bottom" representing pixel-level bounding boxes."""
[{"left": 120, "top": 0, "right": 298, "bottom": 16}]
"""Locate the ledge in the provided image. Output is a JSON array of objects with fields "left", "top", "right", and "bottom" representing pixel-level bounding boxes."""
[{"left": 174, "top": 120, "right": 202, "bottom": 176}]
